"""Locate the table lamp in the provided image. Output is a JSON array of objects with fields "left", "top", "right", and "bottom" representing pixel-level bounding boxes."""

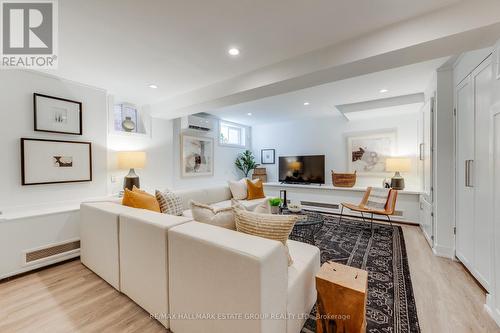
[
  {"left": 386, "top": 158, "right": 411, "bottom": 190},
  {"left": 117, "top": 151, "right": 146, "bottom": 190}
]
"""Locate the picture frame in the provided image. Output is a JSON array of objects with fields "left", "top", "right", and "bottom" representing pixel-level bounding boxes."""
[
  {"left": 181, "top": 135, "right": 214, "bottom": 177},
  {"left": 34, "top": 93, "right": 83, "bottom": 135},
  {"left": 261, "top": 149, "right": 275, "bottom": 164},
  {"left": 21, "top": 138, "right": 92, "bottom": 185},
  {"left": 346, "top": 129, "right": 397, "bottom": 176}
]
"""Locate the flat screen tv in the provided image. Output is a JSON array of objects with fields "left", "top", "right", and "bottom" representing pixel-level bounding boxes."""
[{"left": 279, "top": 155, "right": 325, "bottom": 184}]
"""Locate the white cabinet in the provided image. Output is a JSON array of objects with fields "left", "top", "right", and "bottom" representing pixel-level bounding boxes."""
[
  {"left": 455, "top": 55, "right": 493, "bottom": 291},
  {"left": 419, "top": 97, "right": 434, "bottom": 246}
]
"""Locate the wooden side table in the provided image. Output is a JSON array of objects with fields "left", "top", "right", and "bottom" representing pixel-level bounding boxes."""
[{"left": 316, "top": 261, "right": 368, "bottom": 333}]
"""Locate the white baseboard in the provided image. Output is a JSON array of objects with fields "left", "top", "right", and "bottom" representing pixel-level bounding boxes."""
[
  {"left": 432, "top": 245, "right": 455, "bottom": 259},
  {"left": 485, "top": 294, "right": 500, "bottom": 328}
]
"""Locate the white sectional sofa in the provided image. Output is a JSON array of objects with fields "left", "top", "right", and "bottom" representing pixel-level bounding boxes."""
[{"left": 80, "top": 185, "right": 320, "bottom": 333}]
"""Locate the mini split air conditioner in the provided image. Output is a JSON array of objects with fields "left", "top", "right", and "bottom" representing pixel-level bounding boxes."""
[{"left": 180, "top": 115, "right": 213, "bottom": 131}]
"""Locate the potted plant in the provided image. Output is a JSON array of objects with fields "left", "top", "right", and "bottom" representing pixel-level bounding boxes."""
[
  {"left": 235, "top": 150, "right": 258, "bottom": 178},
  {"left": 268, "top": 197, "right": 283, "bottom": 214}
]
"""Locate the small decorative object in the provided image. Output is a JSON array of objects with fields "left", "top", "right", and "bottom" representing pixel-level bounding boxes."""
[
  {"left": 261, "top": 149, "right": 275, "bottom": 164},
  {"left": 34, "top": 93, "right": 82, "bottom": 135},
  {"left": 121, "top": 116, "right": 136, "bottom": 132},
  {"left": 21, "top": 138, "right": 92, "bottom": 185},
  {"left": 269, "top": 197, "right": 282, "bottom": 214},
  {"left": 114, "top": 104, "right": 139, "bottom": 133},
  {"left": 117, "top": 151, "right": 146, "bottom": 190},
  {"left": 252, "top": 167, "right": 267, "bottom": 183},
  {"left": 332, "top": 170, "right": 356, "bottom": 187},
  {"left": 287, "top": 201, "right": 302, "bottom": 213},
  {"left": 382, "top": 178, "right": 391, "bottom": 188},
  {"left": 181, "top": 135, "right": 213, "bottom": 177},
  {"left": 346, "top": 130, "right": 396, "bottom": 175},
  {"left": 386, "top": 157, "right": 411, "bottom": 190},
  {"left": 279, "top": 189, "right": 288, "bottom": 208},
  {"left": 235, "top": 150, "right": 258, "bottom": 178}
]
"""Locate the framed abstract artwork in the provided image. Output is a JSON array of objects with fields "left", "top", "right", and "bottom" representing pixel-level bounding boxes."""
[
  {"left": 346, "top": 130, "right": 396, "bottom": 175},
  {"left": 181, "top": 135, "right": 214, "bottom": 177},
  {"left": 261, "top": 149, "right": 275, "bottom": 164},
  {"left": 21, "top": 138, "right": 92, "bottom": 185},
  {"left": 34, "top": 93, "right": 83, "bottom": 135}
]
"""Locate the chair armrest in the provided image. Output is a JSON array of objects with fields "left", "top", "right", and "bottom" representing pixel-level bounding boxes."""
[{"left": 168, "top": 222, "right": 288, "bottom": 333}]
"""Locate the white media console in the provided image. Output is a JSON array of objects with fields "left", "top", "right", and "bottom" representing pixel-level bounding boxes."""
[{"left": 264, "top": 182, "right": 422, "bottom": 224}]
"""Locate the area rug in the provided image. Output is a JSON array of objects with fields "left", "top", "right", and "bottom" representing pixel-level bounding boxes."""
[{"left": 298, "top": 213, "right": 420, "bottom": 333}]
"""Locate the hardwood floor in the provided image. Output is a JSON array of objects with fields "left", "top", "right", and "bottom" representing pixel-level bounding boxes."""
[{"left": 0, "top": 224, "right": 499, "bottom": 332}]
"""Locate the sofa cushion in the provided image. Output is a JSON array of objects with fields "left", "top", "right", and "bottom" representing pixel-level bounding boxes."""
[
  {"left": 173, "top": 186, "right": 232, "bottom": 210},
  {"left": 233, "top": 207, "right": 297, "bottom": 265},
  {"left": 155, "top": 189, "right": 183, "bottom": 216},
  {"left": 246, "top": 179, "right": 265, "bottom": 200},
  {"left": 190, "top": 201, "right": 236, "bottom": 230},
  {"left": 122, "top": 188, "right": 161, "bottom": 212},
  {"left": 231, "top": 198, "right": 271, "bottom": 214},
  {"left": 286, "top": 240, "right": 321, "bottom": 333},
  {"left": 211, "top": 197, "right": 269, "bottom": 211},
  {"left": 228, "top": 178, "right": 248, "bottom": 200}
]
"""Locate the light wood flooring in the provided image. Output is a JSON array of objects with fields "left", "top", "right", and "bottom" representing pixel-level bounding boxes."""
[{"left": 0, "top": 224, "right": 499, "bottom": 333}]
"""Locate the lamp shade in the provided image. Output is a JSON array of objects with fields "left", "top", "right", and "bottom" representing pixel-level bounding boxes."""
[
  {"left": 386, "top": 158, "right": 411, "bottom": 172},
  {"left": 117, "top": 151, "right": 146, "bottom": 169}
]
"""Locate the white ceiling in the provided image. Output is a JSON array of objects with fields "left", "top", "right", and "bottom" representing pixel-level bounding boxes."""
[
  {"left": 45, "top": 0, "right": 460, "bottom": 104},
  {"left": 209, "top": 57, "right": 448, "bottom": 125}
]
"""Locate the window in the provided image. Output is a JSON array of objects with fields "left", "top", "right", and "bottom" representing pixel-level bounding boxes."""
[{"left": 219, "top": 121, "right": 247, "bottom": 147}]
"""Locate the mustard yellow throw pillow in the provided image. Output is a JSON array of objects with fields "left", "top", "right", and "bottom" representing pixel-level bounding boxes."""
[
  {"left": 246, "top": 179, "right": 265, "bottom": 200},
  {"left": 122, "top": 188, "right": 161, "bottom": 212}
]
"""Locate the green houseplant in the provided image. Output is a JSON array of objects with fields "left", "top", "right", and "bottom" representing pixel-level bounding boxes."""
[
  {"left": 235, "top": 150, "right": 258, "bottom": 178},
  {"left": 268, "top": 197, "right": 282, "bottom": 214}
]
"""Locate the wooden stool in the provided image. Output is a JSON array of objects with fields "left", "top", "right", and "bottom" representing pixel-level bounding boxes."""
[{"left": 316, "top": 261, "right": 368, "bottom": 333}]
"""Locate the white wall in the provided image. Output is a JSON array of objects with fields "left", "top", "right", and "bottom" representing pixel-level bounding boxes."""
[
  {"left": 0, "top": 70, "right": 108, "bottom": 209},
  {"left": 251, "top": 112, "right": 421, "bottom": 190},
  {"left": 171, "top": 117, "right": 246, "bottom": 189}
]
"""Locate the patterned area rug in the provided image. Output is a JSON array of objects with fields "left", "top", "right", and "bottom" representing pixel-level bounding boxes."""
[{"left": 299, "top": 213, "right": 420, "bottom": 333}]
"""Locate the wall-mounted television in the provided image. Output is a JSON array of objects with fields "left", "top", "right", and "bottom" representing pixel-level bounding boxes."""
[{"left": 279, "top": 155, "right": 325, "bottom": 184}]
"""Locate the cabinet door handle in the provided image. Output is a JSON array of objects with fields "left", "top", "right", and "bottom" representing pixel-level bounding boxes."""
[
  {"left": 419, "top": 143, "right": 424, "bottom": 161},
  {"left": 465, "top": 160, "right": 474, "bottom": 187}
]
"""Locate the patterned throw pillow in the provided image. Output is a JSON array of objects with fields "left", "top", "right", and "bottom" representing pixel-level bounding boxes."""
[
  {"left": 155, "top": 189, "right": 183, "bottom": 216},
  {"left": 233, "top": 206, "right": 297, "bottom": 265},
  {"left": 365, "top": 187, "right": 390, "bottom": 210}
]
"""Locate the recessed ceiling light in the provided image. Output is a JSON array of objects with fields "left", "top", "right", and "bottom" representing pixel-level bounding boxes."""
[
  {"left": 303, "top": 102, "right": 310, "bottom": 106},
  {"left": 148, "top": 84, "right": 158, "bottom": 89},
  {"left": 379, "top": 89, "right": 388, "bottom": 93},
  {"left": 228, "top": 48, "right": 240, "bottom": 56},
  {"left": 247, "top": 112, "right": 252, "bottom": 116}
]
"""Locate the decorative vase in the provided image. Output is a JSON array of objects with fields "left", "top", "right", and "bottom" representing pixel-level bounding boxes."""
[{"left": 122, "top": 116, "right": 136, "bottom": 132}]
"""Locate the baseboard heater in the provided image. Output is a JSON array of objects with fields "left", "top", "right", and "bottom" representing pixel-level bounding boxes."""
[{"left": 25, "top": 240, "right": 80, "bottom": 264}]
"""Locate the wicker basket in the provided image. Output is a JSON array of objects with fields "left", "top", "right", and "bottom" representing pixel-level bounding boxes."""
[{"left": 332, "top": 171, "right": 357, "bottom": 187}]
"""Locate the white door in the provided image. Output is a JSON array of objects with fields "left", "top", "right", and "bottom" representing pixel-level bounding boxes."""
[
  {"left": 420, "top": 97, "right": 434, "bottom": 246},
  {"left": 471, "top": 59, "right": 492, "bottom": 290},
  {"left": 455, "top": 76, "right": 475, "bottom": 267}
]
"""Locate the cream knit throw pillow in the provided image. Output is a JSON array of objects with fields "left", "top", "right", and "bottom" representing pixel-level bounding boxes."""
[
  {"left": 190, "top": 201, "right": 236, "bottom": 230},
  {"left": 233, "top": 206, "right": 297, "bottom": 265}
]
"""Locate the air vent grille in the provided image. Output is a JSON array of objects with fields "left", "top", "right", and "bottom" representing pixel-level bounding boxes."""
[
  {"left": 25, "top": 240, "right": 80, "bottom": 263},
  {"left": 300, "top": 201, "right": 340, "bottom": 210}
]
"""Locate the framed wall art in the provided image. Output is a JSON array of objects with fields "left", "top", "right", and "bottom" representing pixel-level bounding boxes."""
[
  {"left": 261, "top": 149, "right": 275, "bottom": 164},
  {"left": 34, "top": 93, "right": 83, "bottom": 135},
  {"left": 21, "top": 138, "right": 92, "bottom": 185},
  {"left": 346, "top": 129, "right": 396, "bottom": 176},
  {"left": 181, "top": 135, "right": 214, "bottom": 177}
]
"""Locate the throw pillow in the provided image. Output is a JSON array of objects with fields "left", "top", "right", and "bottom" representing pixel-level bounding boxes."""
[
  {"left": 246, "top": 179, "right": 265, "bottom": 200},
  {"left": 190, "top": 201, "right": 236, "bottom": 230},
  {"left": 122, "top": 188, "right": 161, "bottom": 212},
  {"left": 228, "top": 178, "right": 248, "bottom": 200},
  {"left": 365, "top": 187, "right": 390, "bottom": 210},
  {"left": 231, "top": 198, "right": 271, "bottom": 214},
  {"left": 155, "top": 189, "right": 184, "bottom": 216},
  {"left": 233, "top": 206, "right": 297, "bottom": 265}
]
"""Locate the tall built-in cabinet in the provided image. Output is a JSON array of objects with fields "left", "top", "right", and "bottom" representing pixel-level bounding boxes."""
[{"left": 455, "top": 52, "right": 494, "bottom": 291}]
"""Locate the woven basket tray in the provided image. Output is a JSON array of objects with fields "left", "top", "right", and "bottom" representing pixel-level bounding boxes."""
[{"left": 332, "top": 171, "right": 357, "bottom": 187}]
